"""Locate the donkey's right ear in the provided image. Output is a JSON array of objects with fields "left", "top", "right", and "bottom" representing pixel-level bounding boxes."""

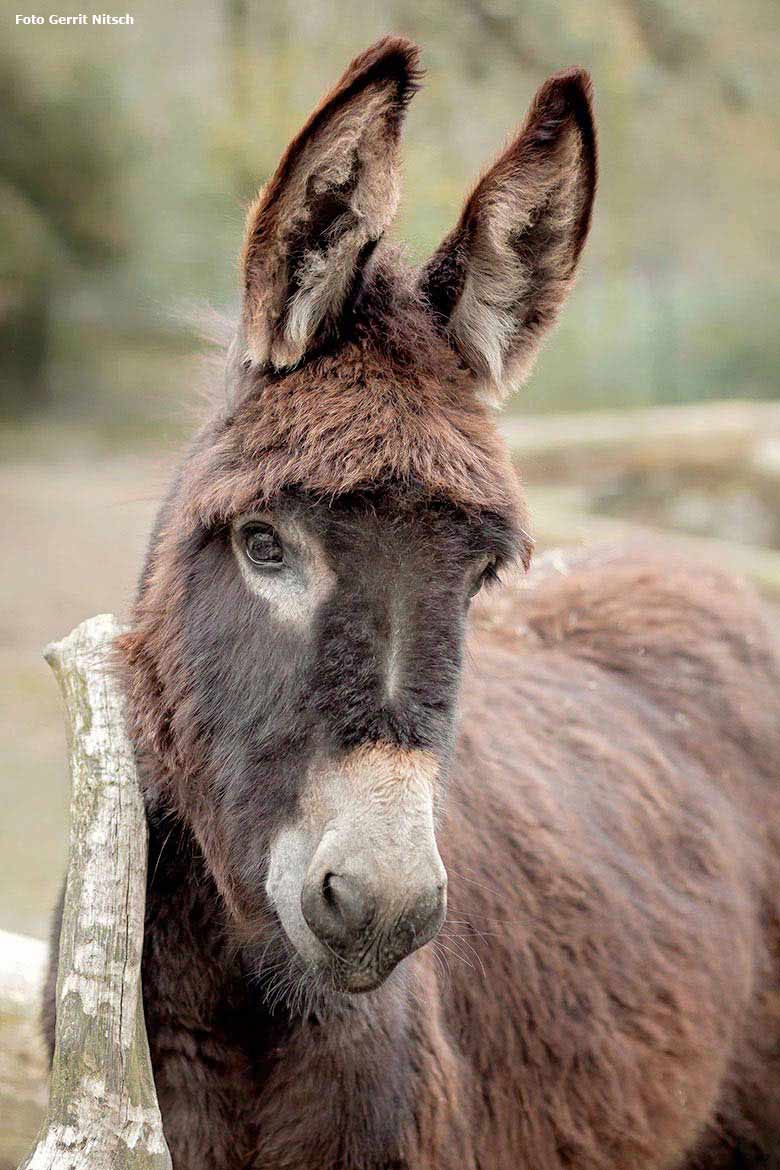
[{"left": 241, "top": 36, "right": 421, "bottom": 370}]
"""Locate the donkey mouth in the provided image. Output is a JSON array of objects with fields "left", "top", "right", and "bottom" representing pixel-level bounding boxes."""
[
  {"left": 315, "top": 939, "right": 401, "bottom": 995},
  {"left": 318, "top": 911, "right": 444, "bottom": 994},
  {"left": 331, "top": 964, "right": 389, "bottom": 994}
]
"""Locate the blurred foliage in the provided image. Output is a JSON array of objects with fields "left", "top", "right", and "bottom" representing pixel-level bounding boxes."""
[
  {"left": 1, "top": 0, "right": 778, "bottom": 434},
  {"left": 0, "top": 53, "right": 128, "bottom": 410}
]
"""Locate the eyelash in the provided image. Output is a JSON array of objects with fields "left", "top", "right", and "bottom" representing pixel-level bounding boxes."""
[{"left": 481, "top": 560, "right": 501, "bottom": 588}]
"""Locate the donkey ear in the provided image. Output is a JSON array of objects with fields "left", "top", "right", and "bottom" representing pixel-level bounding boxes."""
[
  {"left": 241, "top": 36, "right": 421, "bottom": 369},
  {"left": 419, "top": 70, "right": 597, "bottom": 402}
]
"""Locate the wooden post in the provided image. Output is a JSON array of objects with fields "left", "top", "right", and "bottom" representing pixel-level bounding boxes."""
[{"left": 18, "top": 615, "right": 171, "bottom": 1170}]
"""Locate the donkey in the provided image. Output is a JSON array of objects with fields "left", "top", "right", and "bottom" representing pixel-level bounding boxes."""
[{"left": 45, "top": 36, "right": 780, "bottom": 1170}]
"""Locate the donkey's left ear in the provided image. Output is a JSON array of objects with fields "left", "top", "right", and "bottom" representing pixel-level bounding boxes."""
[
  {"left": 242, "top": 36, "right": 421, "bottom": 369},
  {"left": 419, "top": 70, "right": 596, "bottom": 402}
]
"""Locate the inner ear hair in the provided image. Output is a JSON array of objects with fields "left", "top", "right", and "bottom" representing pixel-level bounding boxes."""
[
  {"left": 242, "top": 36, "right": 422, "bottom": 371},
  {"left": 419, "top": 69, "right": 597, "bottom": 403}
]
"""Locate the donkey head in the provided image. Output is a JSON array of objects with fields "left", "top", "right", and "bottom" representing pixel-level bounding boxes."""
[{"left": 122, "top": 38, "right": 596, "bottom": 999}]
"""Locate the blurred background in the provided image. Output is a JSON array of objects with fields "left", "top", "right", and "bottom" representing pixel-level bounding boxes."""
[{"left": 2, "top": 0, "right": 779, "bottom": 946}]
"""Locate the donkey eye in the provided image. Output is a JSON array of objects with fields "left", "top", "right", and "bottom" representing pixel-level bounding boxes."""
[
  {"left": 241, "top": 523, "right": 284, "bottom": 568},
  {"left": 468, "top": 557, "right": 499, "bottom": 599}
]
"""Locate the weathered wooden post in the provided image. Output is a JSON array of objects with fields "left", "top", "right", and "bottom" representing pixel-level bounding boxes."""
[{"left": 18, "top": 615, "right": 171, "bottom": 1170}]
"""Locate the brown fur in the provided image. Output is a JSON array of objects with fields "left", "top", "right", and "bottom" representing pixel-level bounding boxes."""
[
  {"left": 242, "top": 37, "right": 421, "bottom": 369},
  {"left": 185, "top": 260, "right": 531, "bottom": 529},
  {"left": 44, "top": 37, "right": 780, "bottom": 1170},
  {"left": 420, "top": 68, "right": 597, "bottom": 399},
  {"left": 118, "top": 548, "right": 780, "bottom": 1170}
]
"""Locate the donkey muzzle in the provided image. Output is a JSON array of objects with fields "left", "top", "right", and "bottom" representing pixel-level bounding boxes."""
[
  {"left": 265, "top": 746, "right": 447, "bottom": 990},
  {"left": 300, "top": 857, "right": 447, "bottom": 989}
]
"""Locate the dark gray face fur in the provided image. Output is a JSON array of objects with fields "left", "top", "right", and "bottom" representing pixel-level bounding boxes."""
[{"left": 176, "top": 487, "right": 516, "bottom": 992}]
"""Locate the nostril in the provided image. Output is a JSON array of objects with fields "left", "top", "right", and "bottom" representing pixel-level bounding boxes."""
[
  {"left": 302, "top": 870, "right": 376, "bottom": 950},
  {"left": 326, "top": 873, "right": 374, "bottom": 933},
  {"left": 321, "top": 871, "right": 337, "bottom": 909},
  {"left": 407, "top": 882, "right": 447, "bottom": 947},
  {"left": 379, "top": 884, "right": 446, "bottom": 971}
]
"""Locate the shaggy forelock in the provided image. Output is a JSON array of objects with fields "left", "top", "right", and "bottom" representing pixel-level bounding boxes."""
[{"left": 180, "top": 254, "right": 530, "bottom": 543}]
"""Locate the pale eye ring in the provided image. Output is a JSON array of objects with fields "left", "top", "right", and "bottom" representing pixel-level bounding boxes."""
[{"left": 241, "top": 522, "right": 284, "bottom": 568}]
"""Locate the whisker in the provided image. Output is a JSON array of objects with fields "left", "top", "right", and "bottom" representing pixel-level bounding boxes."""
[
  {"left": 447, "top": 866, "right": 507, "bottom": 900},
  {"left": 438, "top": 931, "right": 488, "bottom": 982},
  {"left": 433, "top": 938, "right": 477, "bottom": 973},
  {"left": 428, "top": 940, "right": 452, "bottom": 988}
]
